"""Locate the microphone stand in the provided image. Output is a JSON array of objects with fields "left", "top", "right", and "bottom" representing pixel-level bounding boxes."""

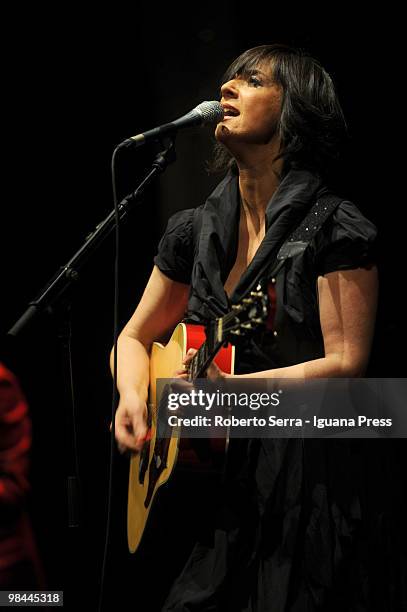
[
  {"left": 8, "top": 139, "right": 176, "bottom": 337},
  {"left": 7, "top": 137, "right": 176, "bottom": 535}
]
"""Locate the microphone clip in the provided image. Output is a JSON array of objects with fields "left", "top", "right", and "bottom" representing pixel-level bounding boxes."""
[{"left": 152, "top": 136, "right": 177, "bottom": 173}]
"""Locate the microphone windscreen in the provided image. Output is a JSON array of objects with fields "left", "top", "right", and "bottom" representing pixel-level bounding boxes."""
[{"left": 195, "top": 101, "right": 224, "bottom": 124}]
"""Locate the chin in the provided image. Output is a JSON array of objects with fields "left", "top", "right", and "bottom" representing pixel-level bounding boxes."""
[{"left": 215, "top": 124, "right": 232, "bottom": 143}]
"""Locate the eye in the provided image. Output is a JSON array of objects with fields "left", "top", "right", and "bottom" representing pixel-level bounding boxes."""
[{"left": 248, "top": 75, "right": 262, "bottom": 87}]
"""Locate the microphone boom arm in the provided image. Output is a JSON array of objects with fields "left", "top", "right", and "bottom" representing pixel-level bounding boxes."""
[{"left": 8, "top": 138, "right": 177, "bottom": 336}]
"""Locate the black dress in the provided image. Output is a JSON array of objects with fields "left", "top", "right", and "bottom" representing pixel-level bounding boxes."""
[{"left": 153, "top": 169, "right": 406, "bottom": 611}]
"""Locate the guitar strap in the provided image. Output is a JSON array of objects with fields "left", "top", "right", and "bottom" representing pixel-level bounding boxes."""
[
  {"left": 254, "top": 192, "right": 345, "bottom": 289},
  {"left": 189, "top": 192, "right": 345, "bottom": 319}
]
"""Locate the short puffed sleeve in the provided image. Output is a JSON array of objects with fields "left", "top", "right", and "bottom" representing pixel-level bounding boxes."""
[
  {"left": 315, "top": 200, "right": 377, "bottom": 276},
  {"left": 153, "top": 208, "right": 195, "bottom": 284}
]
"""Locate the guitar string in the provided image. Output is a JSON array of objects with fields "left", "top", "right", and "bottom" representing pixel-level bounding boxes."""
[{"left": 190, "top": 299, "right": 265, "bottom": 379}]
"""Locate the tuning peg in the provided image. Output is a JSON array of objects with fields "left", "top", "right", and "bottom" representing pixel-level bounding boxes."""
[
  {"left": 231, "top": 304, "right": 244, "bottom": 311},
  {"left": 240, "top": 323, "right": 253, "bottom": 329},
  {"left": 250, "top": 291, "right": 264, "bottom": 298},
  {"left": 230, "top": 329, "right": 242, "bottom": 336},
  {"left": 242, "top": 298, "right": 254, "bottom": 305}
]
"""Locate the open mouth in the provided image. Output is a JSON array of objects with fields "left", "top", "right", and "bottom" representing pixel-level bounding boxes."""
[{"left": 223, "top": 106, "right": 239, "bottom": 118}]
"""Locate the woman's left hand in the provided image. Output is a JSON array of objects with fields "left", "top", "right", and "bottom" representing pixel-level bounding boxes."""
[{"left": 174, "top": 348, "right": 230, "bottom": 382}]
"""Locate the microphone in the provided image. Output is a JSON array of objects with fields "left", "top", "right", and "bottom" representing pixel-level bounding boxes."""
[{"left": 121, "top": 101, "right": 224, "bottom": 148}]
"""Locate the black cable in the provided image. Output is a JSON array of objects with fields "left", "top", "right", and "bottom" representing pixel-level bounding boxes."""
[
  {"left": 97, "top": 144, "right": 122, "bottom": 612},
  {"left": 97, "top": 137, "right": 175, "bottom": 611},
  {"left": 66, "top": 311, "right": 81, "bottom": 528}
]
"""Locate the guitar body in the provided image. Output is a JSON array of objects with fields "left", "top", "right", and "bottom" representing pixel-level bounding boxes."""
[{"left": 127, "top": 323, "right": 235, "bottom": 553}]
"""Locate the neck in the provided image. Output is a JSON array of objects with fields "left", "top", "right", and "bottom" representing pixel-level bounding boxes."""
[
  {"left": 238, "top": 161, "right": 283, "bottom": 219},
  {"left": 235, "top": 141, "right": 284, "bottom": 217}
]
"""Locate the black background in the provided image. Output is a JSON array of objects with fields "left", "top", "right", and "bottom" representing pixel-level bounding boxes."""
[{"left": 1, "top": 6, "right": 405, "bottom": 611}]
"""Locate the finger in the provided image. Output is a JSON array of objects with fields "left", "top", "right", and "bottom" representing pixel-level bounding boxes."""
[
  {"left": 173, "top": 369, "right": 188, "bottom": 377},
  {"left": 172, "top": 375, "right": 190, "bottom": 390},
  {"left": 131, "top": 419, "right": 148, "bottom": 450},
  {"left": 115, "top": 428, "right": 142, "bottom": 453},
  {"left": 115, "top": 414, "right": 146, "bottom": 445},
  {"left": 117, "top": 442, "right": 129, "bottom": 455},
  {"left": 182, "top": 348, "right": 197, "bottom": 364},
  {"left": 117, "top": 424, "right": 150, "bottom": 453},
  {"left": 206, "top": 362, "right": 224, "bottom": 382},
  {"left": 173, "top": 366, "right": 186, "bottom": 374}
]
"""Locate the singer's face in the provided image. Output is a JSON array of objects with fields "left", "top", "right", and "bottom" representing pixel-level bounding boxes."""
[{"left": 215, "top": 63, "right": 282, "bottom": 151}]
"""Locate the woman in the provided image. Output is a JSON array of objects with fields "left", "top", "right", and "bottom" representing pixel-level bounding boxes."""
[{"left": 113, "top": 45, "right": 386, "bottom": 610}]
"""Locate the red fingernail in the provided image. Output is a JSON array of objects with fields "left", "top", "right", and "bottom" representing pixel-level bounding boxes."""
[{"left": 138, "top": 429, "right": 152, "bottom": 443}]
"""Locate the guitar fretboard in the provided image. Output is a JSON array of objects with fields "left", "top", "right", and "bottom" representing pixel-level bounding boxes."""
[
  {"left": 189, "top": 338, "right": 210, "bottom": 380},
  {"left": 187, "top": 290, "right": 268, "bottom": 380}
]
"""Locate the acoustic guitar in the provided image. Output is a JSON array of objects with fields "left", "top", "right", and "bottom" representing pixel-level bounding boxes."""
[{"left": 127, "top": 287, "right": 269, "bottom": 553}]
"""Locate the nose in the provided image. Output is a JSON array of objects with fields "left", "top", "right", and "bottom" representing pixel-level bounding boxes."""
[{"left": 220, "top": 78, "right": 239, "bottom": 100}]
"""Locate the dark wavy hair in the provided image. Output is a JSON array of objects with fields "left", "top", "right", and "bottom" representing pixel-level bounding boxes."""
[{"left": 209, "top": 44, "right": 348, "bottom": 179}]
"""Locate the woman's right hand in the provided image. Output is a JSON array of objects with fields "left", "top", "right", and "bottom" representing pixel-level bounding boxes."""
[{"left": 114, "top": 389, "right": 149, "bottom": 454}]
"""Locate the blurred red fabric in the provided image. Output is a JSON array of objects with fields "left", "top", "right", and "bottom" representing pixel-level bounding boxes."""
[{"left": 0, "top": 362, "right": 45, "bottom": 588}]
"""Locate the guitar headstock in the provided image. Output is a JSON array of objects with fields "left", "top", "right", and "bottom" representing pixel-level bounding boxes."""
[
  {"left": 190, "top": 284, "right": 271, "bottom": 379},
  {"left": 209, "top": 285, "right": 269, "bottom": 346}
]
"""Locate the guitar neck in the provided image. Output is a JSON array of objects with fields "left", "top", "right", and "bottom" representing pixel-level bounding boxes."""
[
  {"left": 187, "top": 289, "right": 269, "bottom": 380},
  {"left": 188, "top": 337, "right": 224, "bottom": 380}
]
